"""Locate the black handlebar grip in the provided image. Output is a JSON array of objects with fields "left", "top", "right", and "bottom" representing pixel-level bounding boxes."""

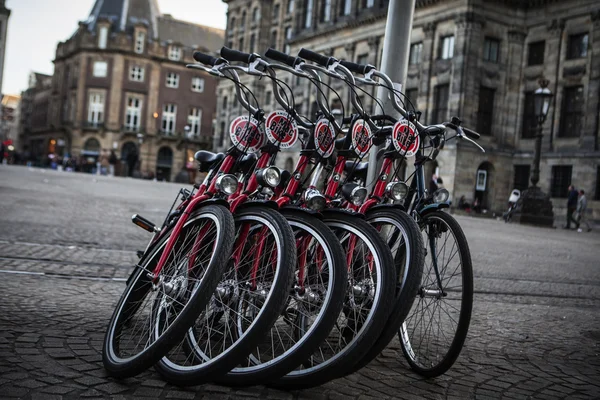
[
  {"left": 463, "top": 127, "right": 481, "bottom": 140},
  {"left": 220, "top": 46, "right": 257, "bottom": 64},
  {"left": 264, "top": 48, "right": 302, "bottom": 67},
  {"left": 339, "top": 60, "right": 375, "bottom": 75},
  {"left": 193, "top": 51, "right": 218, "bottom": 66},
  {"left": 298, "top": 48, "right": 333, "bottom": 67}
]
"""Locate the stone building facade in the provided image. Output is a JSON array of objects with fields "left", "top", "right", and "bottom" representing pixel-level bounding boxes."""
[
  {"left": 0, "top": 0, "right": 10, "bottom": 95},
  {"left": 215, "top": 0, "right": 600, "bottom": 218},
  {"left": 19, "top": 0, "right": 224, "bottom": 181}
]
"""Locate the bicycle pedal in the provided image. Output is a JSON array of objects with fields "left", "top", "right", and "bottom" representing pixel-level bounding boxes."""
[{"left": 131, "top": 214, "right": 158, "bottom": 233}]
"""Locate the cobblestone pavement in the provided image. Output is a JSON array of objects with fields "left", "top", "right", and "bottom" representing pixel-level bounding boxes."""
[{"left": 1, "top": 165, "right": 599, "bottom": 399}]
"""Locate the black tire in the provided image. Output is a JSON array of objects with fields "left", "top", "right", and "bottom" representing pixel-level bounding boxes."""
[
  {"left": 102, "top": 205, "right": 235, "bottom": 378},
  {"left": 399, "top": 211, "right": 473, "bottom": 377},
  {"left": 271, "top": 211, "right": 395, "bottom": 390},
  {"left": 217, "top": 210, "right": 347, "bottom": 386},
  {"left": 154, "top": 206, "right": 296, "bottom": 385},
  {"left": 347, "top": 207, "right": 424, "bottom": 373}
]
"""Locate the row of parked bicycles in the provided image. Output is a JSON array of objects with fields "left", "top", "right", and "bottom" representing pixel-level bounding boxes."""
[{"left": 101, "top": 45, "right": 484, "bottom": 389}]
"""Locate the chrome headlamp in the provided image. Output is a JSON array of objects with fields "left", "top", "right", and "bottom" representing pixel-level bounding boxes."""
[
  {"left": 386, "top": 181, "right": 409, "bottom": 201},
  {"left": 341, "top": 183, "right": 368, "bottom": 206},
  {"left": 304, "top": 188, "right": 326, "bottom": 211},
  {"left": 256, "top": 166, "right": 282, "bottom": 188},
  {"left": 432, "top": 188, "right": 450, "bottom": 203},
  {"left": 215, "top": 174, "right": 238, "bottom": 196}
]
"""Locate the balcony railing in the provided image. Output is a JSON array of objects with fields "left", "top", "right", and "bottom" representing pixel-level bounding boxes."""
[{"left": 82, "top": 121, "right": 105, "bottom": 130}]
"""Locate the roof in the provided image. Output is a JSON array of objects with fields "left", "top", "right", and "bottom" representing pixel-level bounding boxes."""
[{"left": 157, "top": 15, "right": 224, "bottom": 52}]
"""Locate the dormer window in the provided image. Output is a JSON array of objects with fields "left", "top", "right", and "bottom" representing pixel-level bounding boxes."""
[
  {"left": 135, "top": 31, "right": 145, "bottom": 54},
  {"left": 169, "top": 46, "right": 181, "bottom": 61},
  {"left": 98, "top": 26, "right": 108, "bottom": 49}
]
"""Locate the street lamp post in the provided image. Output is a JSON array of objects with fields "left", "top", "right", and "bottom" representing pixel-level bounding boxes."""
[{"left": 514, "top": 78, "right": 555, "bottom": 227}]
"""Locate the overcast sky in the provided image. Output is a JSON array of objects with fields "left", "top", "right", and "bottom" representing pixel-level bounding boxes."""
[{"left": 2, "top": 0, "right": 228, "bottom": 95}]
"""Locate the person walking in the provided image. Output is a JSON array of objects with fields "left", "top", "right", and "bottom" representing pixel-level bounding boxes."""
[
  {"left": 564, "top": 185, "right": 579, "bottom": 229},
  {"left": 108, "top": 150, "right": 118, "bottom": 177},
  {"left": 99, "top": 149, "right": 110, "bottom": 176},
  {"left": 576, "top": 190, "right": 592, "bottom": 232}
]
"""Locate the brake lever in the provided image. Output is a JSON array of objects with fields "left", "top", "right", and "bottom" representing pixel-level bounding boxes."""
[
  {"left": 186, "top": 64, "right": 224, "bottom": 77},
  {"left": 457, "top": 130, "right": 485, "bottom": 153}
]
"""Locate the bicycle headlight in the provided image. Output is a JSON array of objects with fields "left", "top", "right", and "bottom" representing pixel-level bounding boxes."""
[
  {"left": 342, "top": 183, "right": 368, "bottom": 206},
  {"left": 215, "top": 174, "right": 238, "bottom": 196},
  {"left": 432, "top": 188, "right": 449, "bottom": 203},
  {"left": 256, "top": 166, "right": 281, "bottom": 188},
  {"left": 386, "top": 181, "right": 409, "bottom": 201},
  {"left": 304, "top": 188, "right": 326, "bottom": 211}
]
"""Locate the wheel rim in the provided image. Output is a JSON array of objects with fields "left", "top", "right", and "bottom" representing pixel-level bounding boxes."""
[
  {"left": 400, "top": 214, "right": 464, "bottom": 369},
  {"left": 160, "top": 213, "right": 285, "bottom": 371},
  {"left": 287, "top": 221, "right": 383, "bottom": 375},
  {"left": 107, "top": 212, "right": 221, "bottom": 363},
  {"left": 369, "top": 216, "right": 410, "bottom": 292}
]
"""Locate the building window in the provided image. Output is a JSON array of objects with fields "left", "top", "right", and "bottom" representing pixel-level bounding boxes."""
[
  {"left": 287, "top": 0, "right": 295, "bottom": 13},
  {"left": 87, "top": 91, "right": 104, "bottom": 126},
  {"left": 166, "top": 72, "right": 180, "bottom": 88},
  {"left": 477, "top": 86, "right": 495, "bottom": 136},
  {"left": 559, "top": 86, "right": 584, "bottom": 138},
  {"left": 169, "top": 46, "right": 181, "bottom": 61},
  {"left": 366, "top": 0, "right": 375, "bottom": 7},
  {"left": 219, "top": 121, "right": 226, "bottom": 147},
  {"left": 98, "top": 26, "right": 108, "bottom": 49},
  {"left": 596, "top": 166, "right": 600, "bottom": 200},
  {"left": 550, "top": 165, "right": 572, "bottom": 198},
  {"left": 125, "top": 97, "right": 142, "bottom": 132},
  {"left": 321, "top": 0, "right": 332, "bottom": 22},
  {"left": 93, "top": 61, "right": 108, "bottom": 77},
  {"left": 230, "top": 17, "right": 236, "bottom": 32},
  {"left": 162, "top": 104, "right": 177, "bottom": 135},
  {"left": 284, "top": 27, "right": 292, "bottom": 54},
  {"left": 439, "top": 35, "right": 454, "bottom": 59},
  {"left": 252, "top": 7, "right": 260, "bottom": 22},
  {"left": 527, "top": 41, "right": 544, "bottom": 66},
  {"left": 342, "top": 0, "right": 351, "bottom": 15},
  {"left": 432, "top": 84, "right": 449, "bottom": 123},
  {"left": 191, "top": 77, "right": 205, "bottom": 92},
  {"left": 483, "top": 37, "right": 500, "bottom": 63},
  {"left": 405, "top": 88, "right": 418, "bottom": 109},
  {"left": 566, "top": 32, "right": 588, "bottom": 60},
  {"left": 129, "top": 66, "right": 144, "bottom": 82},
  {"left": 265, "top": 91, "right": 272, "bottom": 105},
  {"left": 273, "top": 4, "right": 280, "bottom": 20},
  {"left": 250, "top": 34, "right": 256, "bottom": 53},
  {"left": 305, "top": 0, "right": 314, "bottom": 28},
  {"left": 522, "top": 92, "right": 536, "bottom": 138},
  {"left": 271, "top": 30, "right": 278, "bottom": 48},
  {"left": 241, "top": 10, "right": 246, "bottom": 30},
  {"left": 356, "top": 53, "right": 369, "bottom": 65},
  {"left": 188, "top": 108, "right": 202, "bottom": 136},
  {"left": 135, "top": 31, "right": 145, "bottom": 54},
  {"left": 222, "top": 96, "right": 228, "bottom": 111},
  {"left": 513, "top": 165, "right": 531, "bottom": 191},
  {"left": 409, "top": 42, "right": 422, "bottom": 65}
]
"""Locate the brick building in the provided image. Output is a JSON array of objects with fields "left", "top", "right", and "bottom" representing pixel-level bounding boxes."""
[
  {"left": 19, "top": 0, "right": 224, "bottom": 180},
  {"left": 216, "top": 0, "right": 600, "bottom": 219}
]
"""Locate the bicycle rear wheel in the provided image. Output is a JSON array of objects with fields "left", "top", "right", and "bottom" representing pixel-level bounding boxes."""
[
  {"left": 102, "top": 205, "right": 234, "bottom": 377},
  {"left": 398, "top": 210, "right": 473, "bottom": 377},
  {"left": 271, "top": 211, "right": 395, "bottom": 390},
  {"left": 154, "top": 206, "right": 296, "bottom": 385},
  {"left": 217, "top": 210, "right": 347, "bottom": 385}
]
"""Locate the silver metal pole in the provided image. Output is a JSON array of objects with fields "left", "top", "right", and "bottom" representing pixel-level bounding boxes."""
[{"left": 365, "top": 0, "right": 416, "bottom": 188}]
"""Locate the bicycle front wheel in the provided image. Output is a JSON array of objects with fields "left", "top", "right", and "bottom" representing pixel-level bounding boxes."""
[
  {"left": 399, "top": 210, "right": 473, "bottom": 377},
  {"left": 102, "top": 205, "right": 235, "bottom": 378}
]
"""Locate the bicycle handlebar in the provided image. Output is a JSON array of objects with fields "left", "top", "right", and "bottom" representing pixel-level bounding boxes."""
[
  {"left": 298, "top": 48, "right": 335, "bottom": 67},
  {"left": 193, "top": 51, "right": 219, "bottom": 67},
  {"left": 220, "top": 46, "right": 258, "bottom": 64},
  {"left": 339, "top": 60, "right": 375, "bottom": 75},
  {"left": 265, "top": 48, "right": 303, "bottom": 68},
  {"left": 462, "top": 127, "right": 480, "bottom": 140}
]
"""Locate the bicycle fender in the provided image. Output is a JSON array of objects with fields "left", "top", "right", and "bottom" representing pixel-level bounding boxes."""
[
  {"left": 235, "top": 200, "right": 279, "bottom": 211},
  {"left": 320, "top": 208, "right": 365, "bottom": 220},
  {"left": 280, "top": 205, "right": 321, "bottom": 217},
  {"left": 418, "top": 202, "right": 450, "bottom": 217},
  {"left": 367, "top": 203, "right": 407, "bottom": 213}
]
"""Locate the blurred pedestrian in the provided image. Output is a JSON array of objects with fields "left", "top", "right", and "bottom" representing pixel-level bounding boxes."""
[
  {"left": 109, "top": 149, "right": 117, "bottom": 177},
  {"left": 98, "top": 149, "right": 109, "bottom": 175},
  {"left": 576, "top": 190, "right": 592, "bottom": 233},
  {"left": 564, "top": 185, "right": 579, "bottom": 229}
]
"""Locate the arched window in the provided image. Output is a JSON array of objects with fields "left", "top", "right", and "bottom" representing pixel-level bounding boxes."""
[
  {"left": 84, "top": 138, "right": 101, "bottom": 153},
  {"left": 120, "top": 141, "right": 137, "bottom": 161},
  {"left": 157, "top": 147, "right": 173, "bottom": 167}
]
